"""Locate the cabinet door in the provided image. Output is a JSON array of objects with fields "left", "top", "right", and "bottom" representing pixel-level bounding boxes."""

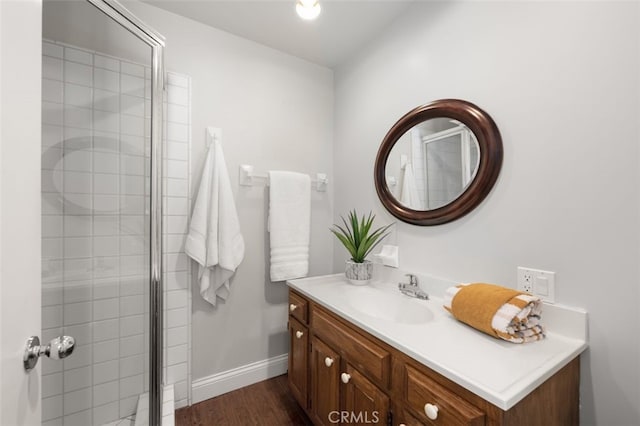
[
  {"left": 310, "top": 336, "right": 341, "bottom": 425},
  {"left": 342, "top": 363, "right": 390, "bottom": 426},
  {"left": 289, "top": 317, "right": 309, "bottom": 409}
]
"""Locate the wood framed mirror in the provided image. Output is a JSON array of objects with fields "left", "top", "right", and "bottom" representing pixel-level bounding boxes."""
[{"left": 374, "top": 99, "right": 503, "bottom": 225}]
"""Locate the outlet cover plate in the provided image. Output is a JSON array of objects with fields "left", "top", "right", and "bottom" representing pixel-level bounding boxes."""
[{"left": 517, "top": 267, "right": 555, "bottom": 303}]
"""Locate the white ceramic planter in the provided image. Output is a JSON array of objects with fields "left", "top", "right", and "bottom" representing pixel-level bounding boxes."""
[{"left": 345, "top": 260, "right": 373, "bottom": 285}]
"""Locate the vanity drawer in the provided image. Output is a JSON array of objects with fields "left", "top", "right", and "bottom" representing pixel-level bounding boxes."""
[
  {"left": 311, "top": 305, "right": 390, "bottom": 386},
  {"left": 289, "top": 290, "right": 308, "bottom": 324},
  {"left": 405, "top": 364, "right": 485, "bottom": 426},
  {"left": 395, "top": 408, "right": 426, "bottom": 426}
]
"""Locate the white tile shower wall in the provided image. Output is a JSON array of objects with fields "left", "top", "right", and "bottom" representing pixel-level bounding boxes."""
[
  {"left": 425, "top": 140, "right": 463, "bottom": 209},
  {"left": 41, "top": 40, "right": 192, "bottom": 425},
  {"left": 410, "top": 135, "right": 427, "bottom": 209},
  {"left": 162, "top": 71, "right": 192, "bottom": 409}
]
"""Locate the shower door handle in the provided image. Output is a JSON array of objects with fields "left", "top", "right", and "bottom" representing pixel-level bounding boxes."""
[{"left": 23, "top": 335, "right": 75, "bottom": 372}]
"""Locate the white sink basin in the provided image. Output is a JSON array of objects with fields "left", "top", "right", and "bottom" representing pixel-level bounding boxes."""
[{"left": 345, "top": 287, "right": 433, "bottom": 325}]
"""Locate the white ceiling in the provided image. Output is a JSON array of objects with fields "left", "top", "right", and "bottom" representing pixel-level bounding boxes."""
[{"left": 141, "top": 0, "right": 414, "bottom": 68}]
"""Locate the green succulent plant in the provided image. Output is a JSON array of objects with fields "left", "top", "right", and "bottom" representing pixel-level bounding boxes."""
[{"left": 331, "top": 210, "right": 392, "bottom": 263}]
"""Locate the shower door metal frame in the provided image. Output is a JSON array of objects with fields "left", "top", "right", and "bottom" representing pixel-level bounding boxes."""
[{"left": 85, "top": 1, "right": 165, "bottom": 424}]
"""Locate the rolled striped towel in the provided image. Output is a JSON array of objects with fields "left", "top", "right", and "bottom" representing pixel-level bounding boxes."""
[{"left": 443, "top": 283, "right": 545, "bottom": 343}]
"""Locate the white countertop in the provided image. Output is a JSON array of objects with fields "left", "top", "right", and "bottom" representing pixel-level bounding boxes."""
[{"left": 287, "top": 273, "right": 588, "bottom": 410}]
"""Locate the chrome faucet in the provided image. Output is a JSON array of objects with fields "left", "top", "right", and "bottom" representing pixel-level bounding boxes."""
[{"left": 398, "top": 274, "right": 429, "bottom": 300}]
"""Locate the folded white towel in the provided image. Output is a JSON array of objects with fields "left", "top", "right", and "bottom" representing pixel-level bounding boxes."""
[
  {"left": 400, "top": 163, "right": 423, "bottom": 210},
  {"left": 185, "top": 135, "right": 245, "bottom": 306},
  {"left": 268, "top": 171, "right": 311, "bottom": 282}
]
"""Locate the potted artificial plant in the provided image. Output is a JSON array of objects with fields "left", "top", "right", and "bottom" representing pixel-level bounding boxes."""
[{"left": 331, "top": 210, "right": 392, "bottom": 285}]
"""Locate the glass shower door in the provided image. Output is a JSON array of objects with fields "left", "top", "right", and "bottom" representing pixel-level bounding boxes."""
[{"left": 41, "top": 0, "right": 164, "bottom": 424}]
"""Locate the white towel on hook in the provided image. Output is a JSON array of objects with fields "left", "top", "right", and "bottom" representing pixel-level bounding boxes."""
[
  {"left": 268, "top": 171, "right": 311, "bottom": 282},
  {"left": 185, "top": 135, "right": 245, "bottom": 306},
  {"left": 400, "top": 163, "right": 423, "bottom": 210}
]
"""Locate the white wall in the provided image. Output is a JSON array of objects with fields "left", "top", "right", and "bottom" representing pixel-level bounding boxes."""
[
  {"left": 121, "top": 1, "right": 334, "bottom": 382},
  {"left": 333, "top": 2, "right": 639, "bottom": 425},
  {"left": 0, "top": 0, "right": 42, "bottom": 424}
]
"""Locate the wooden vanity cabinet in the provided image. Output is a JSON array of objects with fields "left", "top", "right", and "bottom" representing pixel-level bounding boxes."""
[
  {"left": 309, "top": 336, "right": 341, "bottom": 425},
  {"left": 287, "top": 289, "right": 580, "bottom": 426},
  {"left": 289, "top": 291, "right": 308, "bottom": 325},
  {"left": 308, "top": 334, "right": 390, "bottom": 426},
  {"left": 288, "top": 290, "right": 310, "bottom": 409},
  {"left": 393, "top": 406, "right": 428, "bottom": 426},
  {"left": 342, "top": 363, "right": 390, "bottom": 425},
  {"left": 288, "top": 316, "right": 309, "bottom": 409},
  {"left": 403, "top": 364, "right": 484, "bottom": 425}
]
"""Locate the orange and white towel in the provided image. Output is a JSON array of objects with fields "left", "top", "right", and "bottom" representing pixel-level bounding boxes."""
[{"left": 443, "top": 283, "right": 545, "bottom": 343}]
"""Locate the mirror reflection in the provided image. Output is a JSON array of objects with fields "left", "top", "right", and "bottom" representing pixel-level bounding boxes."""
[{"left": 385, "top": 118, "right": 480, "bottom": 210}]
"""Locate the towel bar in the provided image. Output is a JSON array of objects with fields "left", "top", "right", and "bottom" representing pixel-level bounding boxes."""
[{"left": 239, "top": 164, "right": 328, "bottom": 192}]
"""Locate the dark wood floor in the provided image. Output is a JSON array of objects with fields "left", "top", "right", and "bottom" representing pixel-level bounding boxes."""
[{"left": 175, "top": 375, "right": 312, "bottom": 425}]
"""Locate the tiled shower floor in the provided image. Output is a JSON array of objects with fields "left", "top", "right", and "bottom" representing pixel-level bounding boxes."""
[{"left": 102, "top": 385, "right": 175, "bottom": 426}]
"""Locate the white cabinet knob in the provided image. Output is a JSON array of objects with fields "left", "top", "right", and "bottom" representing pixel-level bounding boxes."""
[
  {"left": 295, "top": 330, "right": 303, "bottom": 339},
  {"left": 341, "top": 372, "right": 351, "bottom": 384},
  {"left": 399, "top": 424, "right": 407, "bottom": 426},
  {"left": 324, "top": 357, "right": 334, "bottom": 367},
  {"left": 289, "top": 303, "right": 297, "bottom": 312},
  {"left": 424, "top": 403, "right": 439, "bottom": 420}
]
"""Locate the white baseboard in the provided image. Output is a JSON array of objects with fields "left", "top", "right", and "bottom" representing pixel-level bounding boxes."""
[{"left": 191, "top": 354, "right": 289, "bottom": 405}]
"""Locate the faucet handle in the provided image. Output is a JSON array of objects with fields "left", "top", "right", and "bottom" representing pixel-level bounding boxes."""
[{"left": 405, "top": 274, "right": 418, "bottom": 286}]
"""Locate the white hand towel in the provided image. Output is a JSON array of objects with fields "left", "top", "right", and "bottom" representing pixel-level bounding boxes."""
[
  {"left": 268, "top": 171, "right": 311, "bottom": 282},
  {"left": 185, "top": 138, "right": 245, "bottom": 306},
  {"left": 400, "top": 163, "right": 423, "bottom": 210}
]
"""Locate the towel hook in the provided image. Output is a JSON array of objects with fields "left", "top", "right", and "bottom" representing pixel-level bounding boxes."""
[
  {"left": 206, "top": 127, "right": 222, "bottom": 148},
  {"left": 400, "top": 154, "right": 408, "bottom": 170}
]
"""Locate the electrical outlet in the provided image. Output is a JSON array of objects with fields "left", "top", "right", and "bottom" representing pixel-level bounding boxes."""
[
  {"left": 517, "top": 267, "right": 534, "bottom": 293},
  {"left": 517, "top": 267, "right": 555, "bottom": 303}
]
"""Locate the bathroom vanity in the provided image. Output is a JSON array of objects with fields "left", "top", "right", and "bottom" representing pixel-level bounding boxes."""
[{"left": 286, "top": 274, "right": 587, "bottom": 425}]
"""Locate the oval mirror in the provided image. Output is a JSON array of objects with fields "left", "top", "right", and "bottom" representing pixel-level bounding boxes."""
[{"left": 374, "top": 99, "right": 503, "bottom": 225}]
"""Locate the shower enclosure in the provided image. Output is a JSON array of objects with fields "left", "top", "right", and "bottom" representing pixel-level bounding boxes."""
[{"left": 40, "top": 0, "right": 164, "bottom": 424}]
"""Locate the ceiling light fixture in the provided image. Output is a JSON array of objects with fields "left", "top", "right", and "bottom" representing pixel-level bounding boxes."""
[{"left": 296, "top": 0, "right": 321, "bottom": 21}]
